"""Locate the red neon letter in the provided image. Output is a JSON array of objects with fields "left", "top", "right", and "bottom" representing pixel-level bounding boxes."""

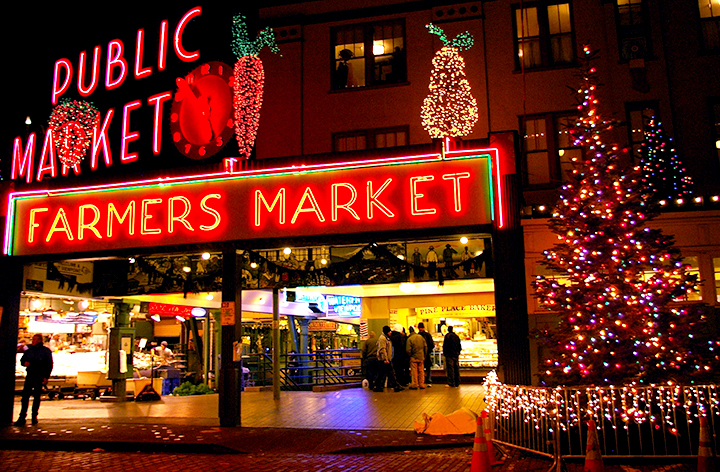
[
  {"left": 255, "top": 189, "right": 285, "bottom": 226},
  {"left": 106, "top": 40, "right": 128, "bottom": 90},
  {"left": 168, "top": 196, "right": 194, "bottom": 233},
  {"left": 91, "top": 109, "right": 115, "bottom": 170},
  {"left": 200, "top": 194, "right": 222, "bottom": 231},
  {"left": 46, "top": 208, "right": 75, "bottom": 242},
  {"left": 11, "top": 133, "right": 36, "bottom": 183},
  {"left": 121, "top": 100, "right": 142, "bottom": 163},
  {"left": 410, "top": 176, "right": 437, "bottom": 216},
  {"left": 28, "top": 208, "right": 49, "bottom": 243},
  {"left": 52, "top": 58, "right": 72, "bottom": 105},
  {"left": 366, "top": 178, "right": 395, "bottom": 219},
  {"left": 134, "top": 29, "right": 153, "bottom": 79},
  {"left": 331, "top": 183, "right": 360, "bottom": 221},
  {"left": 174, "top": 7, "right": 201, "bottom": 62},
  {"left": 78, "top": 204, "right": 102, "bottom": 240},
  {"left": 141, "top": 198, "right": 162, "bottom": 235},
  {"left": 291, "top": 187, "right": 326, "bottom": 224},
  {"left": 36, "top": 128, "right": 58, "bottom": 182},
  {"left": 78, "top": 46, "right": 101, "bottom": 96},
  {"left": 107, "top": 201, "right": 136, "bottom": 237},
  {"left": 148, "top": 91, "right": 173, "bottom": 155},
  {"left": 158, "top": 20, "right": 169, "bottom": 71},
  {"left": 442, "top": 172, "right": 471, "bottom": 212}
]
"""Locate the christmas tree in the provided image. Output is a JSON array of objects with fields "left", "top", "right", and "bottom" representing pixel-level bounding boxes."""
[
  {"left": 640, "top": 117, "right": 694, "bottom": 203},
  {"left": 420, "top": 24, "right": 478, "bottom": 139},
  {"left": 532, "top": 47, "right": 714, "bottom": 386}
]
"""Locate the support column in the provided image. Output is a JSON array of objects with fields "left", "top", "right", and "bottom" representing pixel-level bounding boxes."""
[
  {"left": 219, "top": 249, "right": 243, "bottom": 427},
  {"left": 272, "top": 287, "right": 280, "bottom": 400},
  {"left": 0, "top": 256, "right": 22, "bottom": 425}
]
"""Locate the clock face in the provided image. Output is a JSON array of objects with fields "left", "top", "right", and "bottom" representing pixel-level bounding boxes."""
[{"left": 170, "top": 61, "right": 235, "bottom": 160}]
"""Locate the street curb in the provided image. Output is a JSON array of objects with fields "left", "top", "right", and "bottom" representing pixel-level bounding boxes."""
[{"left": 0, "top": 438, "right": 242, "bottom": 455}]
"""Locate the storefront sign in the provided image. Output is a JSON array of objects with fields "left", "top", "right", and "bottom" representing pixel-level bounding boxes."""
[
  {"left": 221, "top": 301, "right": 235, "bottom": 326},
  {"left": 5, "top": 151, "right": 497, "bottom": 256},
  {"left": 326, "top": 295, "right": 361, "bottom": 318},
  {"left": 308, "top": 320, "right": 337, "bottom": 331},
  {"left": 417, "top": 304, "right": 496, "bottom": 317}
]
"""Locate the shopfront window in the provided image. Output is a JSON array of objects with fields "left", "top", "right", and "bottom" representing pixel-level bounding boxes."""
[{"left": 417, "top": 314, "right": 498, "bottom": 370}]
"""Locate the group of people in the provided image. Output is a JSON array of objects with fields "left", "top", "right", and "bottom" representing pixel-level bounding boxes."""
[{"left": 361, "top": 323, "right": 462, "bottom": 391}]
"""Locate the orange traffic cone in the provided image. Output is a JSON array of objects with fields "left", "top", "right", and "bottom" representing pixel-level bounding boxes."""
[
  {"left": 698, "top": 416, "right": 715, "bottom": 472},
  {"left": 584, "top": 419, "right": 604, "bottom": 472},
  {"left": 470, "top": 415, "right": 491, "bottom": 472},
  {"left": 482, "top": 410, "right": 503, "bottom": 466}
]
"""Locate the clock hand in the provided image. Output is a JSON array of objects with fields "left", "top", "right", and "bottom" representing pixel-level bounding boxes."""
[{"left": 176, "top": 77, "right": 213, "bottom": 143}]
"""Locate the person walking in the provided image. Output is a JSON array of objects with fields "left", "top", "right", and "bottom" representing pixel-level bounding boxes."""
[
  {"left": 417, "top": 322, "right": 435, "bottom": 387},
  {"left": 14, "top": 334, "right": 54, "bottom": 426},
  {"left": 360, "top": 331, "right": 379, "bottom": 390},
  {"left": 375, "top": 325, "right": 403, "bottom": 392},
  {"left": 406, "top": 326, "right": 427, "bottom": 389},
  {"left": 443, "top": 325, "right": 462, "bottom": 388}
]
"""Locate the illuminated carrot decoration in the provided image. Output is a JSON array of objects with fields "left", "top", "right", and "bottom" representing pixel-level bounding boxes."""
[{"left": 231, "top": 14, "right": 280, "bottom": 159}]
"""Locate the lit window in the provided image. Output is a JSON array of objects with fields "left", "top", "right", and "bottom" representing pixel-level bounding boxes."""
[
  {"left": 615, "top": 0, "right": 652, "bottom": 61},
  {"left": 332, "top": 19, "right": 406, "bottom": 90},
  {"left": 514, "top": 2, "right": 574, "bottom": 70},
  {"left": 333, "top": 126, "right": 408, "bottom": 153},
  {"left": 521, "top": 113, "right": 580, "bottom": 187},
  {"left": 699, "top": 0, "right": 720, "bottom": 51},
  {"left": 714, "top": 257, "right": 720, "bottom": 303}
]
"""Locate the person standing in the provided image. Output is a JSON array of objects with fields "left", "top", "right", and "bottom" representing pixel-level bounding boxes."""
[
  {"left": 406, "top": 326, "right": 427, "bottom": 389},
  {"left": 426, "top": 246, "right": 438, "bottom": 279},
  {"left": 360, "top": 331, "right": 379, "bottom": 390},
  {"left": 390, "top": 324, "right": 409, "bottom": 387},
  {"left": 375, "top": 325, "right": 403, "bottom": 392},
  {"left": 443, "top": 325, "right": 462, "bottom": 388},
  {"left": 154, "top": 341, "right": 174, "bottom": 363},
  {"left": 417, "top": 322, "right": 435, "bottom": 387},
  {"left": 14, "top": 334, "right": 53, "bottom": 426}
]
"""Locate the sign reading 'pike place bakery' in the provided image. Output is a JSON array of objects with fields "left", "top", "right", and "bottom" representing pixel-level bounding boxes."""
[{"left": 6, "top": 152, "right": 496, "bottom": 256}]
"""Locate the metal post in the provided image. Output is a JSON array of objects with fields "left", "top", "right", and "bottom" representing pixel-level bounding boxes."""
[
  {"left": 272, "top": 287, "right": 280, "bottom": 400},
  {"left": 219, "top": 250, "right": 242, "bottom": 427}
]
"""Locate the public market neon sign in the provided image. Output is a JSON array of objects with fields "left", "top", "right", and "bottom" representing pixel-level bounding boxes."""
[{"left": 5, "top": 149, "right": 500, "bottom": 256}]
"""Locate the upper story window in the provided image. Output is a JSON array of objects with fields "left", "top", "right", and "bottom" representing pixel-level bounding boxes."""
[
  {"left": 713, "top": 100, "right": 720, "bottom": 160},
  {"left": 333, "top": 126, "right": 408, "bottom": 152},
  {"left": 625, "top": 101, "right": 658, "bottom": 162},
  {"left": 615, "top": 0, "right": 652, "bottom": 61},
  {"left": 331, "top": 19, "right": 406, "bottom": 90},
  {"left": 521, "top": 113, "right": 581, "bottom": 187},
  {"left": 699, "top": 0, "right": 720, "bottom": 52},
  {"left": 513, "top": 2, "right": 574, "bottom": 70}
]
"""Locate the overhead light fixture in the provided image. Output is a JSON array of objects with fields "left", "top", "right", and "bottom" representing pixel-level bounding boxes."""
[
  {"left": 250, "top": 262, "right": 258, "bottom": 269},
  {"left": 320, "top": 258, "right": 328, "bottom": 265},
  {"left": 283, "top": 248, "right": 292, "bottom": 255},
  {"left": 460, "top": 237, "right": 469, "bottom": 244},
  {"left": 191, "top": 307, "right": 207, "bottom": 317},
  {"left": 78, "top": 300, "right": 89, "bottom": 310},
  {"left": 150, "top": 315, "right": 161, "bottom": 322},
  {"left": 399, "top": 282, "right": 415, "bottom": 293},
  {"left": 206, "top": 293, "right": 214, "bottom": 301},
  {"left": 43, "top": 309, "right": 58, "bottom": 316},
  {"left": 30, "top": 299, "right": 42, "bottom": 311},
  {"left": 182, "top": 266, "right": 191, "bottom": 273},
  {"left": 201, "top": 252, "right": 211, "bottom": 260},
  {"left": 129, "top": 257, "right": 136, "bottom": 264},
  {"left": 175, "top": 315, "right": 186, "bottom": 322},
  {"left": 397, "top": 254, "right": 405, "bottom": 260}
]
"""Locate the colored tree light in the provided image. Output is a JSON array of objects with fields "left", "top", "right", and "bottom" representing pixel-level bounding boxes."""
[
  {"left": 48, "top": 99, "right": 100, "bottom": 167},
  {"left": 640, "top": 117, "right": 694, "bottom": 202},
  {"left": 532, "top": 47, "right": 718, "bottom": 387},
  {"left": 231, "top": 14, "right": 280, "bottom": 159},
  {"left": 420, "top": 23, "right": 478, "bottom": 140}
]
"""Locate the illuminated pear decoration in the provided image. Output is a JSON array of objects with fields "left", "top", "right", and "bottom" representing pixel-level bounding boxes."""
[{"left": 421, "top": 24, "right": 478, "bottom": 140}]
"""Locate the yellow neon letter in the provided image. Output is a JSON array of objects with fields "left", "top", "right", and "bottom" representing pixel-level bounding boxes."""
[
  {"left": 442, "top": 172, "right": 471, "bottom": 212},
  {"left": 291, "top": 187, "right": 326, "bottom": 224},
  {"left": 331, "top": 183, "right": 360, "bottom": 221},
  {"left": 200, "top": 194, "right": 222, "bottom": 231},
  {"left": 168, "top": 196, "right": 194, "bottom": 233},
  {"left": 141, "top": 198, "right": 162, "bottom": 235},
  {"left": 78, "top": 204, "right": 102, "bottom": 240},
  {"left": 45, "top": 208, "right": 75, "bottom": 242},
  {"left": 255, "top": 188, "right": 285, "bottom": 227},
  {"left": 410, "top": 176, "right": 437, "bottom": 216},
  {"left": 107, "top": 201, "right": 136, "bottom": 237},
  {"left": 28, "top": 207, "right": 49, "bottom": 243}
]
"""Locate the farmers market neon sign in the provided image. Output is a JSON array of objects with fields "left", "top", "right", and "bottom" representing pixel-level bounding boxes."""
[
  {"left": 5, "top": 149, "right": 500, "bottom": 256},
  {"left": 10, "top": 6, "right": 205, "bottom": 183}
]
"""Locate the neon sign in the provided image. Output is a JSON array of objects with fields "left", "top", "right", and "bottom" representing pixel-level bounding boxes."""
[
  {"left": 327, "top": 295, "right": 361, "bottom": 318},
  {"left": 5, "top": 149, "right": 498, "bottom": 256}
]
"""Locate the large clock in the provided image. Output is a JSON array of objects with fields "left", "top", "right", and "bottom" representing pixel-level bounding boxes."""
[{"left": 170, "top": 61, "right": 235, "bottom": 160}]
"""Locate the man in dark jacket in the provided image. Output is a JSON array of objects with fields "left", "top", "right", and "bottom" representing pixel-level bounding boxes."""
[
  {"left": 15, "top": 334, "right": 54, "bottom": 426},
  {"left": 417, "top": 322, "right": 435, "bottom": 387},
  {"left": 360, "top": 331, "right": 379, "bottom": 390},
  {"left": 442, "top": 326, "right": 462, "bottom": 388}
]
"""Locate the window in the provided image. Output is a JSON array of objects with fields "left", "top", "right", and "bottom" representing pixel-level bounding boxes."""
[
  {"left": 333, "top": 126, "right": 408, "bottom": 152},
  {"left": 332, "top": 19, "right": 406, "bottom": 90},
  {"left": 714, "top": 257, "right": 720, "bottom": 303},
  {"left": 625, "top": 101, "right": 658, "bottom": 162},
  {"left": 521, "top": 113, "right": 581, "bottom": 186},
  {"left": 699, "top": 0, "right": 720, "bottom": 51},
  {"left": 713, "top": 100, "right": 720, "bottom": 161},
  {"left": 514, "top": 2, "right": 574, "bottom": 70},
  {"left": 615, "top": 0, "right": 652, "bottom": 61}
]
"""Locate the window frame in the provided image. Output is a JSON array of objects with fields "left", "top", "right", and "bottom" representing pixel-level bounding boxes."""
[
  {"left": 512, "top": 1, "right": 576, "bottom": 71},
  {"left": 624, "top": 100, "right": 659, "bottom": 164},
  {"left": 613, "top": 0, "right": 653, "bottom": 61},
  {"left": 698, "top": 0, "right": 720, "bottom": 53},
  {"left": 520, "top": 111, "right": 582, "bottom": 188},
  {"left": 330, "top": 18, "right": 407, "bottom": 91},
  {"left": 332, "top": 126, "right": 410, "bottom": 153}
]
